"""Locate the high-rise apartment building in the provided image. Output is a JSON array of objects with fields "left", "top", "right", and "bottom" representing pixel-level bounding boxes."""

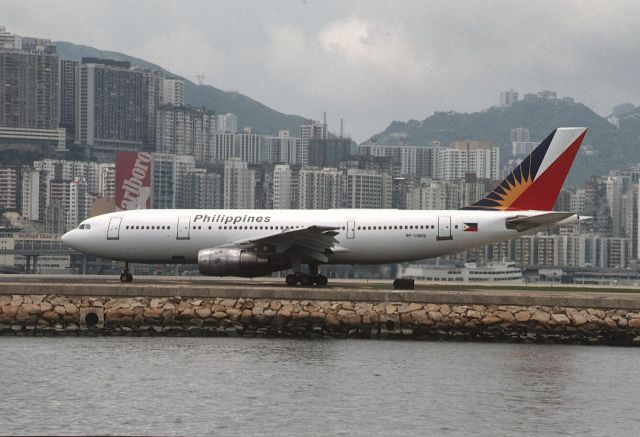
[
  {"left": 0, "top": 167, "right": 18, "bottom": 211},
  {"left": 234, "top": 128, "right": 262, "bottom": 164},
  {"left": 272, "top": 164, "right": 293, "bottom": 209},
  {"left": 308, "top": 137, "right": 352, "bottom": 168},
  {"left": 75, "top": 58, "right": 145, "bottom": 153},
  {"left": 59, "top": 59, "right": 78, "bottom": 137},
  {"left": 298, "top": 167, "right": 343, "bottom": 209},
  {"left": 266, "top": 130, "right": 302, "bottom": 165},
  {"left": 298, "top": 119, "right": 327, "bottom": 167},
  {"left": 156, "top": 105, "right": 213, "bottom": 161},
  {"left": 500, "top": 89, "right": 518, "bottom": 107},
  {"left": 210, "top": 132, "right": 235, "bottom": 162},
  {"left": 224, "top": 158, "right": 255, "bottom": 209},
  {"left": 215, "top": 113, "right": 237, "bottom": 133},
  {"left": 345, "top": 168, "right": 392, "bottom": 209},
  {"left": 160, "top": 77, "right": 185, "bottom": 106},
  {"left": 0, "top": 37, "right": 59, "bottom": 129},
  {"left": 151, "top": 153, "right": 195, "bottom": 209},
  {"left": 510, "top": 127, "right": 530, "bottom": 142}
]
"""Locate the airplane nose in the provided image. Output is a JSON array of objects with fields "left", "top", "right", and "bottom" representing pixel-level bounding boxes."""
[{"left": 61, "top": 230, "right": 74, "bottom": 247}]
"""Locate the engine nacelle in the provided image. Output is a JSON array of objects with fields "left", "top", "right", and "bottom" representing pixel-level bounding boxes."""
[{"left": 198, "top": 248, "right": 276, "bottom": 277}]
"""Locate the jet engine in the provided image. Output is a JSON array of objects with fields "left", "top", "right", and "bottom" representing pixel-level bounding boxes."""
[{"left": 198, "top": 248, "right": 286, "bottom": 277}]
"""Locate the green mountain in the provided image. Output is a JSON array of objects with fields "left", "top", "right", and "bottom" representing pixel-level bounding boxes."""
[
  {"left": 55, "top": 41, "right": 307, "bottom": 135},
  {"left": 367, "top": 98, "right": 640, "bottom": 186}
]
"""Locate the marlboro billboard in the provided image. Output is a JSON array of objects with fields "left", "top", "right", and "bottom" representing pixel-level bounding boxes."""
[{"left": 115, "top": 151, "right": 152, "bottom": 210}]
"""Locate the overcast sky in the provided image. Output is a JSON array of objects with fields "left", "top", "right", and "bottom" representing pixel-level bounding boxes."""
[{"left": 3, "top": 0, "right": 640, "bottom": 141}]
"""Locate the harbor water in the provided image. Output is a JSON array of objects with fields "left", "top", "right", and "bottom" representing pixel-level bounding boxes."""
[{"left": 1, "top": 337, "right": 639, "bottom": 436}]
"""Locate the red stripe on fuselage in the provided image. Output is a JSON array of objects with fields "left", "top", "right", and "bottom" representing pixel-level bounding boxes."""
[{"left": 506, "top": 130, "right": 586, "bottom": 211}]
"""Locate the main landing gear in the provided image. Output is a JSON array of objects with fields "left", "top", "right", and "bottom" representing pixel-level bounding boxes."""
[
  {"left": 120, "top": 261, "right": 133, "bottom": 283},
  {"left": 285, "top": 272, "right": 328, "bottom": 287},
  {"left": 284, "top": 262, "right": 328, "bottom": 286}
]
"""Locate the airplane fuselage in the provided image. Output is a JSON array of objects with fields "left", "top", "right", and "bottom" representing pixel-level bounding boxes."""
[{"left": 63, "top": 208, "right": 568, "bottom": 265}]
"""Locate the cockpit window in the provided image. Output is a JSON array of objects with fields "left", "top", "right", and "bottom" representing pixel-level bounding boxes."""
[
  {"left": 85, "top": 224, "right": 91, "bottom": 230},
  {"left": 79, "top": 224, "right": 85, "bottom": 229}
]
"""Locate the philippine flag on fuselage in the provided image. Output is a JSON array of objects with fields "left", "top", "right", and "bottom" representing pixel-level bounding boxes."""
[{"left": 463, "top": 222, "right": 478, "bottom": 232}]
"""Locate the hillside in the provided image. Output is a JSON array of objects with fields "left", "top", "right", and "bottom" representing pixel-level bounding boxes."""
[
  {"left": 368, "top": 98, "right": 640, "bottom": 186},
  {"left": 55, "top": 42, "right": 307, "bottom": 135}
]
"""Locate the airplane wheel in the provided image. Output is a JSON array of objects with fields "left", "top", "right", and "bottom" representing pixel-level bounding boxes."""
[
  {"left": 299, "top": 274, "right": 313, "bottom": 286},
  {"left": 120, "top": 273, "right": 129, "bottom": 283},
  {"left": 285, "top": 274, "right": 298, "bottom": 286},
  {"left": 315, "top": 275, "right": 328, "bottom": 286}
]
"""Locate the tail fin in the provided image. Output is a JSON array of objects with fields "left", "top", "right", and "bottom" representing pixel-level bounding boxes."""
[{"left": 462, "top": 127, "right": 587, "bottom": 211}]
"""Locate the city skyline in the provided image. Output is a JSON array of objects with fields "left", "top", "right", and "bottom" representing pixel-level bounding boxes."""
[{"left": 3, "top": 1, "right": 640, "bottom": 141}]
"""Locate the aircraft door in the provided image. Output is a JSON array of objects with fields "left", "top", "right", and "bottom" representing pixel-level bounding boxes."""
[
  {"left": 437, "top": 216, "right": 453, "bottom": 241},
  {"left": 177, "top": 217, "right": 190, "bottom": 240},
  {"left": 347, "top": 220, "right": 355, "bottom": 239},
  {"left": 107, "top": 217, "right": 122, "bottom": 240}
]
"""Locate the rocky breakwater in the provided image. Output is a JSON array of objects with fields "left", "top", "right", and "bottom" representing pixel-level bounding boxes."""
[{"left": 1, "top": 294, "right": 640, "bottom": 345}]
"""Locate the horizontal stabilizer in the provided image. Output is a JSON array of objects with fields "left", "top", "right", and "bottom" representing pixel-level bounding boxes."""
[{"left": 505, "top": 212, "right": 578, "bottom": 232}]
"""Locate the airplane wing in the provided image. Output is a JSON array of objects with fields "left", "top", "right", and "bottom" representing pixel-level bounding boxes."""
[
  {"left": 505, "top": 212, "right": 584, "bottom": 232},
  {"left": 219, "top": 225, "right": 341, "bottom": 262}
]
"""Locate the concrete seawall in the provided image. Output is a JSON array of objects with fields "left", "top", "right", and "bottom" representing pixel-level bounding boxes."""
[{"left": 2, "top": 279, "right": 640, "bottom": 345}]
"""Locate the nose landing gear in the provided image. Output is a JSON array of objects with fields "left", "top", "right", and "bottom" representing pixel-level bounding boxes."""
[{"left": 120, "top": 262, "right": 133, "bottom": 283}]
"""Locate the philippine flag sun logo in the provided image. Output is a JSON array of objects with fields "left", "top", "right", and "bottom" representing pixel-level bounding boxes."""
[{"left": 463, "top": 223, "right": 478, "bottom": 232}]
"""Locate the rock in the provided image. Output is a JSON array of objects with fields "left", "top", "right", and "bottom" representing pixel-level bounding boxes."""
[
  {"left": 399, "top": 313, "right": 412, "bottom": 324},
  {"left": 63, "top": 303, "right": 78, "bottom": 315},
  {"left": 163, "top": 303, "right": 176, "bottom": 310},
  {"left": 226, "top": 308, "right": 242, "bottom": 317},
  {"left": 481, "top": 316, "right": 501, "bottom": 325},
  {"left": 411, "top": 310, "right": 428, "bottom": 322},
  {"left": 341, "top": 314, "right": 361, "bottom": 326},
  {"left": 118, "top": 308, "right": 136, "bottom": 317},
  {"left": 180, "top": 308, "right": 195, "bottom": 318},
  {"left": 196, "top": 308, "right": 212, "bottom": 318},
  {"left": 39, "top": 302, "right": 53, "bottom": 312},
  {"left": 532, "top": 311, "right": 550, "bottom": 323},
  {"left": 269, "top": 301, "right": 282, "bottom": 311},
  {"left": 551, "top": 314, "right": 570, "bottom": 325},
  {"left": 341, "top": 302, "right": 354, "bottom": 311},
  {"left": 30, "top": 295, "right": 45, "bottom": 304},
  {"left": 587, "top": 309, "right": 606, "bottom": 318},
  {"left": 143, "top": 308, "right": 163, "bottom": 319},
  {"left": 41, "top": 311, "right": 59, "bottom": 321},
  {"left": 53, "top": 305, "right": 66, "bottom": 315},
  {"left": 427, "top": 311, "right": 442, "bottom": 322},
  {"left": 439, "top": 305, "right": 451, "bottom": 316},
  {"left": 149, "top": 298, "right": 163, "bottom": 309},
  {"left": 570, "top": 313, "right": 587, "bottom": 326},
  {"left": 10, "top": 296, "right": 23, "bottom": 307},
  {"left": 514, "top": 311, "right": 530, "bottom": 322},
  {"left": 626, "top": 313, "right": 640, "bottom": 320},
  {"left": 292, "top": 311, "right": 310, "bottom": 320},
  {"left": 603, "top": 317, "right": 617, "bottom": 328},
  {"left": 212, "top": 311, "right": 227, "bottom": 319},
  {"left": 279, "top": 306, "right": 293, "bottom": 317},
  {"left": 310, "top": 311, "right": 325, "bottom": 321},
  {"left": 220, "top": 299, "right": 236, "bottom": 308},
  {"left": 212, "top": 304, "right": 226, "bottom": 312},
  {"left": 494, "top": 311, "right": 514, "bottom": 322},
  {"left": 385, "top": 304, "right": 397, "bottom": 315},
  {"left": 2, "top": 306, "right": 18, "bottom": 318},
  {"left": 325, "top": 313, "right": 340, "bottom": 327},
  {"left": 467, "top": 310, "right": 482, "bottom": 319},
  {"left": 408, "top": 303, "right": 423, "bottom": 312},
  {"left": 628, "top": 319, "right": 640, "bottom": 329},
  {"left": 425, "top": 304, "right": 440, "bottom": 312},
  {"left": 0, "top": 297, "right": 11, "bottom": 307},
  {"left": 189, "top": 299, "right": 203, "bottom": 306},
  {"left": 338, "top": 309, "right": 356, "bottom": 317},
  {"left": 240, "top": 309, "right": 253, "bottom": 323},
  {"left": 252, "top": 306, "right": 264, "bottom": 315},
  {"left": 617, "top": 317, "right": 628, "bottom": 327}
]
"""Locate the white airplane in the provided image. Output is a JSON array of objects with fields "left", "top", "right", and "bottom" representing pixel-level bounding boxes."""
[{"left": 63, "top": 127, "right": 588, "bottom": 286}]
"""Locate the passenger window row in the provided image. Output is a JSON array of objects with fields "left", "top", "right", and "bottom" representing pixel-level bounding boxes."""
[
  {"left": 357, "top": 225, "right": 436, "bottom": 230},
  {"left": 125, "top": 225, "right": 171, "bottom": 230}
]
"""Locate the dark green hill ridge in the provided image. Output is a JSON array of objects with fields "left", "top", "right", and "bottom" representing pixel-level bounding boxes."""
[{"left": 368, "top": 98, "right": 640, "bottom": 186}]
